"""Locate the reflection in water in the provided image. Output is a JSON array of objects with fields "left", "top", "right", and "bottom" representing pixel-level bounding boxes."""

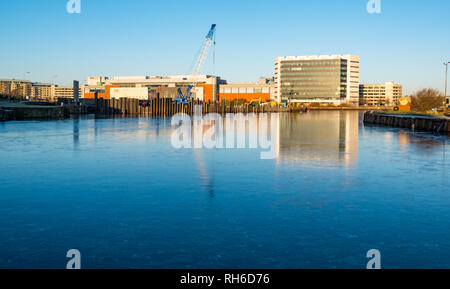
[
  {"left": 76, "top": 112, "right": 446, "bottom": 192},
  {"left": 194, "top": 149, "right": 215, "bottom": 199},
  {"left": 275, "top": 111, "right": 359, "bottom": 168},
  {"left": 397, "top": 130, "right": 447, "bottom": 187},
  {"left": 0, "top": 111, "right": 449, "bottom": 269},
  {"left": 73, "top": 117, "right": 79, "bottom": 149},
  {"left": 398, "top": 131, "right": 447, "bottom": 150}
]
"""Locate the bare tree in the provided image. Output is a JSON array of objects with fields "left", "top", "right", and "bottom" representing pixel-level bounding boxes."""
[{"left": 410, "top": 88, "right": 445, "bottom": 111}]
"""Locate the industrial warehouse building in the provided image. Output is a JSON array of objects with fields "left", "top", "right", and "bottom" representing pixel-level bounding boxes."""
[
  {"left": 219, "top": 78, "right": 275, "bottom": 102},
  {"left": 81, "top": 75, "right": 275, "bottom": 103},
  {"left": 102, "top": 75, "right": 223, "bottom": 102},
  {"left": 274, "top": 55, "right": 360, "bottom": 105}
]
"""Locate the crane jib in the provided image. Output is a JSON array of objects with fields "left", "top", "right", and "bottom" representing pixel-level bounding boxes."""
[
  {"left": 175, "top": 24, "right": 216, "bottom": 105},
  {"left": 193, "top": 24, "right": 216, "bottom": 76},
  {"left": 206, "top": 24, "right": 216, "bottom": 40}
]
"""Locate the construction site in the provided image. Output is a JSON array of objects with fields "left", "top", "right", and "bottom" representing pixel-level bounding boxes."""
[{"left": 80, "top": 25, "right": 278, "bottom": 108}]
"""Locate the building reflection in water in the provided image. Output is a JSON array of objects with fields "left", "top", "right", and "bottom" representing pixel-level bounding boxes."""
[
  {"left": 397, "top": 130, "right": 447, "bottom": 187},
  {"left": 398, "top": 131, "right": 446, "bottom": 151},
  {"left": 70, "top": 112, "right": 446, "bottom": 195},
  {"left": 73, "top": 116, "right": 80, "bottom": 150},
  {"left": 274, "top": 111, "right": 359, "bottom": 168}
]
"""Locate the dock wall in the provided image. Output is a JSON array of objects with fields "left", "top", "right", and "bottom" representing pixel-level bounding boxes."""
[
  {"left": 0, "top": 105, "right": 68, "bottom": 121},
  {"left": 363, "top": 111, "right": 450, "bottom": 134}
]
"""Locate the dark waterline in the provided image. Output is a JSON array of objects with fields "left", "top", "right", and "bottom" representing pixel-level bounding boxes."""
[{"left": 0, "top": 111, "right": 448, "bottom": 269}]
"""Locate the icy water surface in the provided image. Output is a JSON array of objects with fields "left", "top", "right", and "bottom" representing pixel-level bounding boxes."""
[{"left": 0, "top": 111, "right": 448, "bottom": 268}]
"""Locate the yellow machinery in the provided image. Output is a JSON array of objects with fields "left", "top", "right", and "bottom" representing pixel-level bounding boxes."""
[
  {"left": 398, "top": 97, "right": 411, "bottom": 112},
  {"left": 248, "top": 98, "right": 262, "bottom": 106},
  {"left": 270, "top": 101, "right": 284, "bottom": 107}
]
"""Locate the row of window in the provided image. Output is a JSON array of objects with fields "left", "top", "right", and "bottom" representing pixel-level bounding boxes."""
[
  {"left": 279, "top": 71, "right": 344, "bottom": 76},
  {"left": 219, "top": 88, "right": 270, "bottom": 94},
  {"left": 282, "top": 67, "right": 343, "bottom": 72},
  {"left": 281, "top": 81, "right": 347, "bottom": 85},
  {"left": 281, "top": 83, "right": 347, "bottom": 88},
  {"left": 282, "top": 93, "right": 344, "bottom": 98},
  {"left": 281, "top": 77, "right": 345, "bottom": 82},
  {"left": 281, "top": 89, "right": 342, "bottom": 94},
  {"left": 281, "top": 61, "right": 345, "bottom": 66}
]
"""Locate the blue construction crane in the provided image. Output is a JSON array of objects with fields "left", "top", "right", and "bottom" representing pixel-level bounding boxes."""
[
  {"left": 176, "top": 85, "right": 194, "bottom": 105},
  {"left": 175, "top": 24, "right": 216, "bottom": 105}
]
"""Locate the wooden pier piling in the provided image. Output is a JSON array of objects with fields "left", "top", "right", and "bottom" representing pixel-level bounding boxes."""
[{"left": 93, "top": 97, "right": 297, "bottom": 117}]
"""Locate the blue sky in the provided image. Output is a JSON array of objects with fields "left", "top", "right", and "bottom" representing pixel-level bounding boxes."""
[{"left": 0, "top": 0, "right": 449, "bottom": 94}]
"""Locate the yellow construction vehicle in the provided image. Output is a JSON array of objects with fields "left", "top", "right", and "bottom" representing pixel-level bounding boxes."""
[
  {"left": 270, "top": 101, "right": 285, "bottom": 107},
  {"left": 248, "top": 98, "right": 262, "bottom": 107}
]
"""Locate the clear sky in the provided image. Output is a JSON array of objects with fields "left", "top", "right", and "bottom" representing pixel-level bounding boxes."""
[{"left": 0, "top": 0, "right": 449, "bottom": 94}]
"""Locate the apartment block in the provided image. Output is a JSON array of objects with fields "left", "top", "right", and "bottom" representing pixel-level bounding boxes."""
[
  {"left": 0, "top": 79, "right": 10, "bottom": 96},
  {"left": 52, "top": 86, "right": 83, "bottom": 100},
  {"left": 30, "top": 83, "right": 53, "bottom": 101},
  {"left": 0, "top": 79, "right": 32, "bottom": 99}
]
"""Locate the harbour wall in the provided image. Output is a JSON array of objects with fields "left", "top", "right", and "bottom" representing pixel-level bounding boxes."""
[
  {"left": 363, "top": 111, "right": 450, "bottom": 134},
  {"left": 0, "top": 103, "right": 68, "bottom": 120}
]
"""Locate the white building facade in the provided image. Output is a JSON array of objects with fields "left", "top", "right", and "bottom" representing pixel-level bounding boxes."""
[{"left": 359, "top": 81, "right": 403, "bottom": 107}]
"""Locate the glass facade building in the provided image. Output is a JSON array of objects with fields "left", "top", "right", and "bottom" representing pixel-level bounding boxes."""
[{"left": 275, "top": 55, "right": 360, "bottom": 104}]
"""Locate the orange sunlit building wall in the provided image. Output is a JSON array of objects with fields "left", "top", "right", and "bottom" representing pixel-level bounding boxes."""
[
  {"left": 84, "top": 92, "right": 106, "bottom": 99},
  {"left": 219, "top": 93, "right": 270, "bottom": 102},
  {"left": 219, "top": 84, "right": 272, "bottom": 102},
  {"left": 106, "top": 85, "right": 119, "bottom": 99},
  {"left": 197, "top": 84, "right": 215, "bottom": 102}
]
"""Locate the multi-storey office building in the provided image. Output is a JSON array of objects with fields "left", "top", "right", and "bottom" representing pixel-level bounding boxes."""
[
  {"left": 274, "top": 55, "right": 360, "bottom": 105},
  {"left": 359, "top": 82, "right": 403, "bottom": 106}
]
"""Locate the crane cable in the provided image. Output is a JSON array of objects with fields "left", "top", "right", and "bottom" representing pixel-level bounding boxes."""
[{"left": 213, "top": 32, "right": 216, "bottom": 75}]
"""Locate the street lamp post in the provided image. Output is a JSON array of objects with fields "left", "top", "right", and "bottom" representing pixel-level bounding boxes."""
[
  {"left": 445, "top": 62, "right": 449, "bottom": 109},
  {"left": 23, "top": 72, "right": 30, "bottom": 100}
]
